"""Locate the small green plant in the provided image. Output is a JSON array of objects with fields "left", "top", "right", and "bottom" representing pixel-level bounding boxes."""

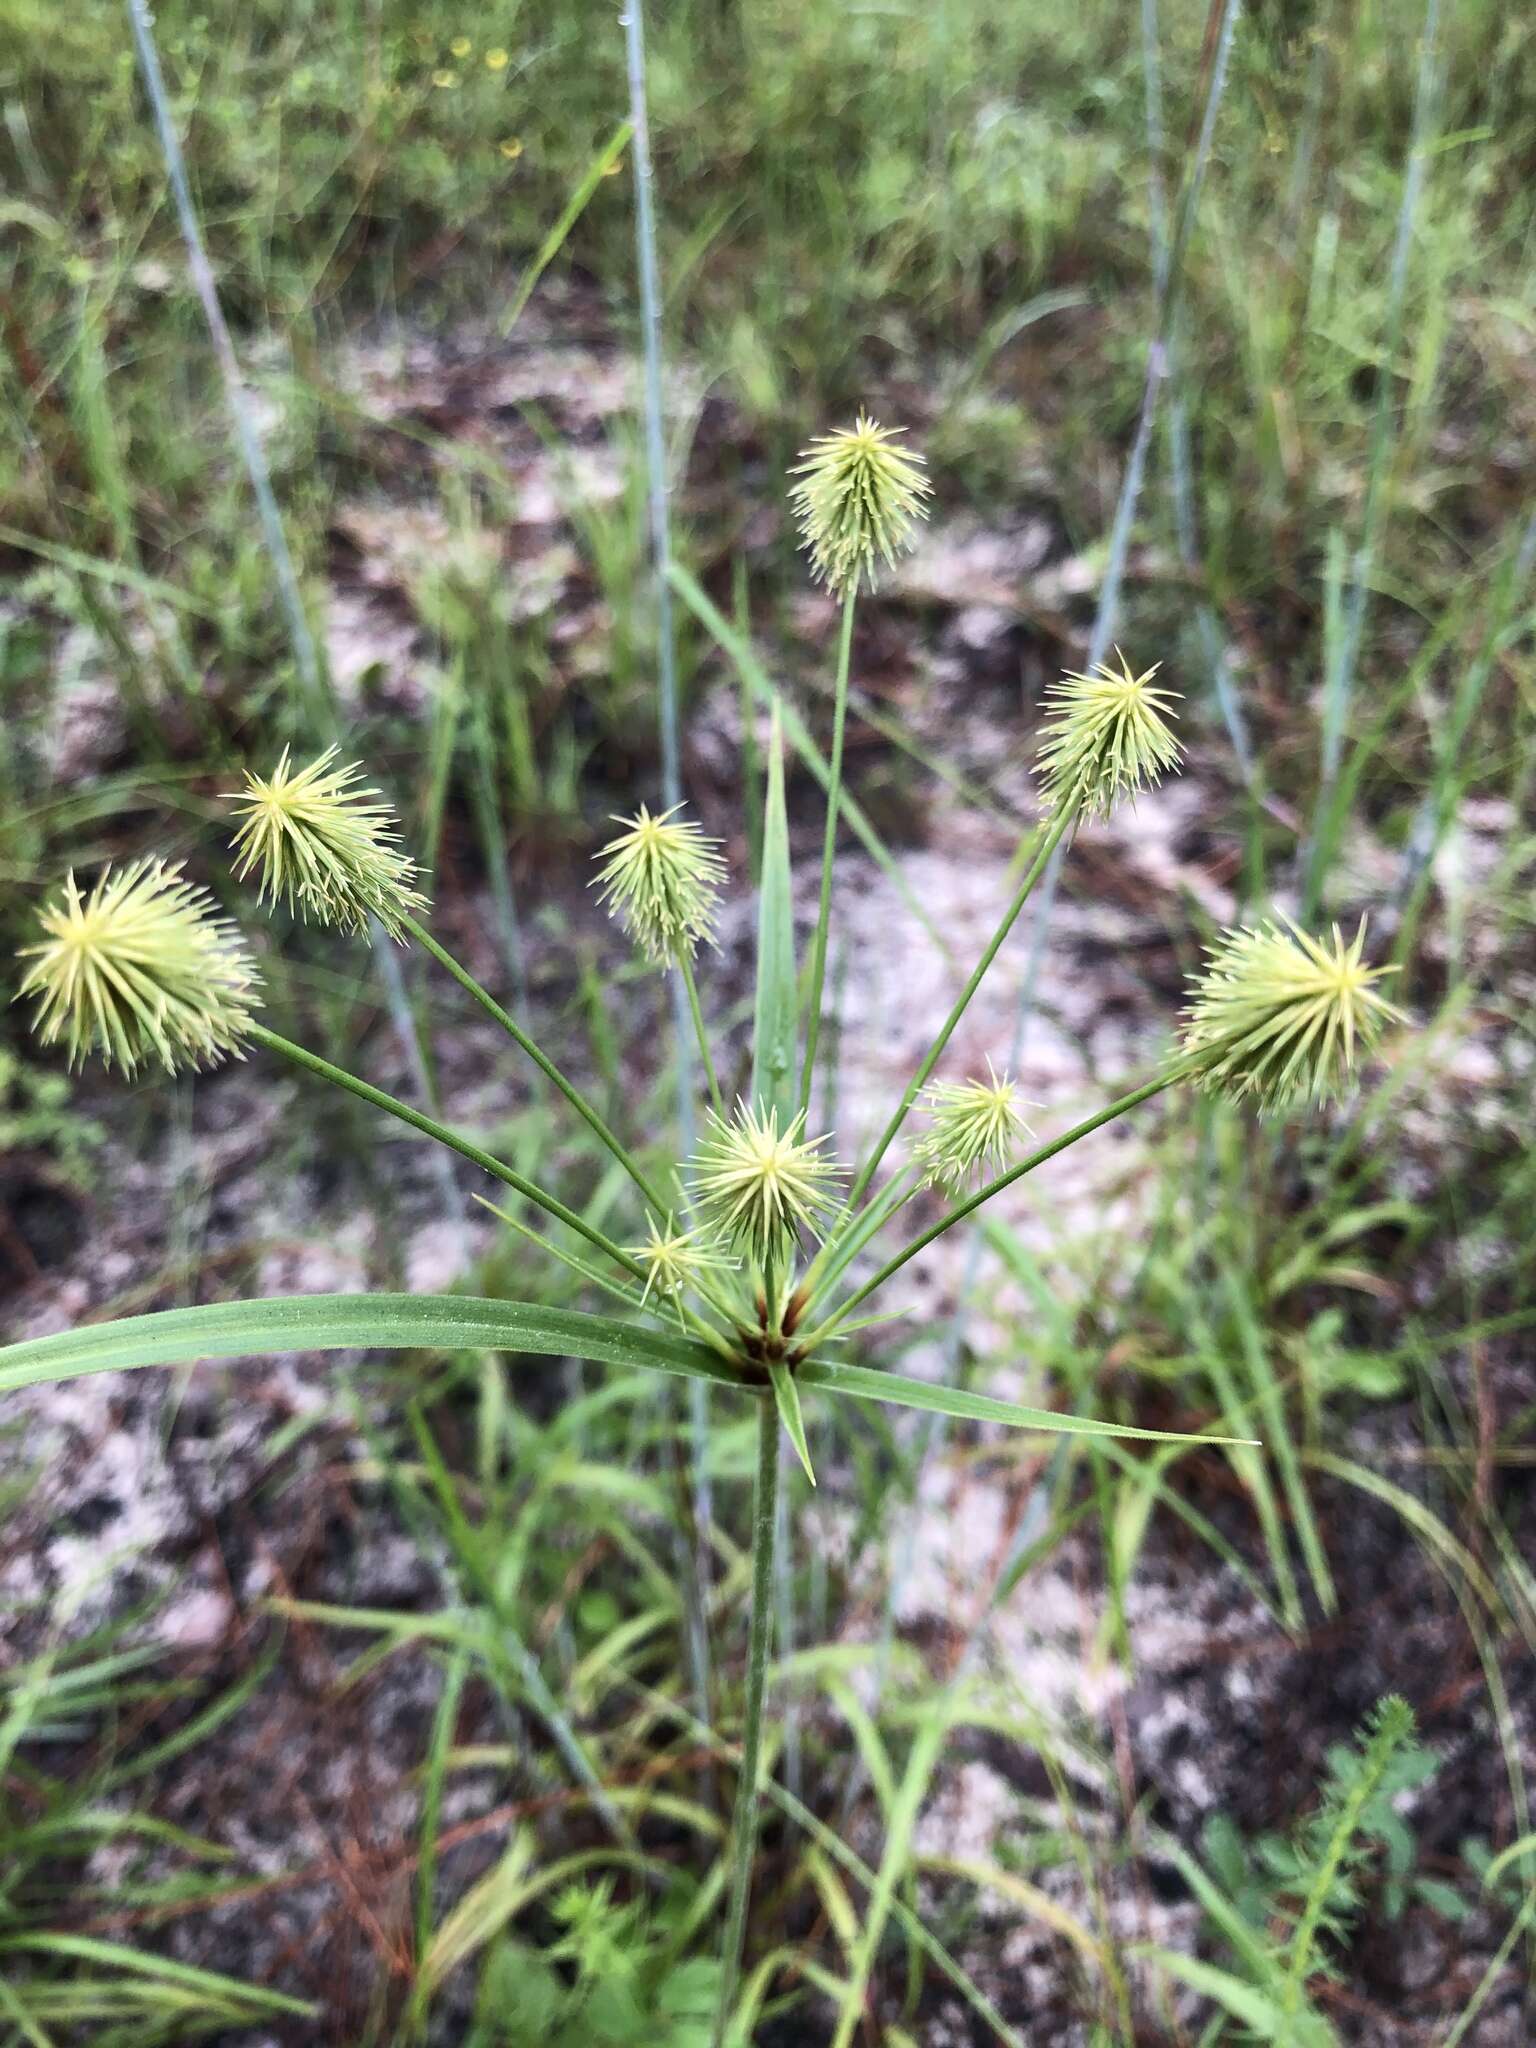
[
  {"left": 1143, "top": 1696, "right": 1438, "bottom": 2045},
  {"left": 2, "top": 424, "right": 1405, "bottom": 2045},
  {"left": 467, "top": 1881, "right": 720, "bottom": 2047}
]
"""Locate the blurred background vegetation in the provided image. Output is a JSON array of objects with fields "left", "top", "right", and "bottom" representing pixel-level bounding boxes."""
[{"left": 1, "top": 0, "right": 1534, "bottom": 2041}]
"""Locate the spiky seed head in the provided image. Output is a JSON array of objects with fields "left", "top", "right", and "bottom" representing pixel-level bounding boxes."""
[
  {"left": 789, "top": 412, "right": 931, "bottom": 597},
  {"left": 913, "top": 1060, "right": 1035, "bottom": 1193},
  {"left": 630, "top": 1216, "right": 737, "bottom": 1324},
  {"left": 228, "top": 746, "right": 428, "bottom": 941},
  {"left": 593, "top": 803, "right": 726, "bottom": 965},
  {"left": 17, "top": 861, "right": 260, "bottom": 1076},
  {"left": 1035, "top": 650, "right": 1182, "bottom": 822},
  {"left": 1181, "top": 914, "right": 1402, "bottom": 1112},
  {"left": 690, "top": 1101, "right": 845, "bottom": 1265}
]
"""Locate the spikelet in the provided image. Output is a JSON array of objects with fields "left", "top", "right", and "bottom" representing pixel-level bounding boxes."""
[
  {"left": 1182, "top": 914, "right": 1402, "bottom": 1111},
  {"left": 1035, "top": 651, "right": 1181, "bottom": 822},
  {"left": 789, "top": 413, "right": 930, "bottom": 597},
  {"left": 691, "top": 1101, "right": 844, "bottom": 1264},
  {"left": 594, "top": 804, "right": 725, "bottom": 965},
  {"left": 229, "top": 747, "right": 427, "bottom": 940},
  {"left": 19, "top": 861, "right": 259, "bottom": 1076}
]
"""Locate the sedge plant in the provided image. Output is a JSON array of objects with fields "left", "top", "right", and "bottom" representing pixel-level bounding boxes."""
[{"left": 2, "top": 422, "right": 1404, "bottom": 2046}]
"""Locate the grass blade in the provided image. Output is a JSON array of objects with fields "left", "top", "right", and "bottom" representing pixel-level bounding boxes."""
[
  {"left": 500, "top": 119, "right": 633, "bottom": 336},
  {"left": 767, "top": 1358, "right": 816, "bottom": 1486},
  {"left": 796, "top": 1358, "right": 1256, "bottom": 1446},
  {"left": 0, "top": 1295, "right": 738, "bottom": 1396}
]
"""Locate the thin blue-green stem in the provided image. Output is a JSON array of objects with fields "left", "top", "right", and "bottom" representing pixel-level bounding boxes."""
[
  {"left": 126, "top": 0, "right": 462, "bottom": 1237},
  {"left": 712, "top": 1395, "right": 779, "bottom": 2048},
  {"left": 1302, "top": 0, "right": 1441, "bottom": 917},
  {"left": 1140, "top": 0, "right": 1257, "bottom": 802},
  {"left": 622, "top": 0, "right": 715, "bottom": 1714},
  {"left": 800, "top": 588, "right": 857, "bottom": 1115},
  {"left": 124, "top": 0, "right": 324, "bottom": 730}
]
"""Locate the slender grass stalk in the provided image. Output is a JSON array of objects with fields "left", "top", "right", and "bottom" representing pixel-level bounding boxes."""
[
  {"left": 464, "top": 679, "right": 528, "bottom": 1006},
  {"left": 403, "top": 914, "right": 670, "bottom": 1217},
  {"left": 800, "top": 588, "right": 857, "bottom": 1114},
  {"left": 247, "top": 1024, "right": 646, "bottom": 1283},
  {"left": 622, "top": 0, "right": 680, "bottom": 807},
  {"left": 1302, "top": 0, "right": 1442, "bottom": 916},
  {"left": 712, "top": 1395, "right": 780, "bottom": 2048},
  {"left": 1140, "top": 0, "right": 1257, "bottom": 802}
]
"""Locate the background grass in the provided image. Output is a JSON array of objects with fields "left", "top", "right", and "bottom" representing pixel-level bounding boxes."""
[{"left": 2, "top": 0, "right": 1535, "bottom": 2040}]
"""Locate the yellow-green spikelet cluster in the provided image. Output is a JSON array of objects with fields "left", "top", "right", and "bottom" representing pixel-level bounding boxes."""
[
  {"left": 1035, "top": 651, "right": 1181, "bottom": 822},
  {"left": 1182, "top": 914, "right": 1401, "bottom": 1110},
  {"left": 594, "top": 804, "right": 725, "bottom": 965},
  {"left": 913, "top": 1062, "right": 1033, "bottom": 1193},
  {"left": 789, "top": 413, "right": 931, "bottom": 597},
  {"left": 691, "top": 1101, "right": 844, "bottom": 1265},
  {"left": 18, "top": 861, "right": 260, "bottom": 1075},
  {"left": 229, "top": 747, "right": 428, "bottom": 940}
]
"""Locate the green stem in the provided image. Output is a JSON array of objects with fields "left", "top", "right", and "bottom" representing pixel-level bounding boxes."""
[
  {"left": 802, "top": 1060, "right": 1192, "bottom": 1341},
  {"left": 800, "top": 587, "right": 858, "bottom": 1116},
  {"left": 405, "top": 914, "right": 669, "bottom": 1219},
  {"left": 841, "top": 800, "right": 1078, "bottom": 1217},
  {"left": 678, "top": 950, "right": 725, "bottom": 1119},
  {"left": 249, "top": 1023, "right": 646, "bottom": 1282},
  {"left": 713, "top": 1395, "right": 780, "bottom": 2048}
]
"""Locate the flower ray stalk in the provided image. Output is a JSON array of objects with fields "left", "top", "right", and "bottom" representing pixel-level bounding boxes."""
[
  {"left": 837, "top": 800, "right": 1075, "bottom": 1223},
  {"left": 404, "top": 913, "right": 673, "bottom": 1218},
  {"left": 803, "top": 1061, "right": 1193, "bottom": 1341},
  {"left": 800, "top": 588, "right": 858, "bottom": 1115},
  {"left": 246, "top": 1024, "right": 653, "bottom": 1291},
  {"left": 678, "top": 950, "right": 725, "bottom": 1119}
]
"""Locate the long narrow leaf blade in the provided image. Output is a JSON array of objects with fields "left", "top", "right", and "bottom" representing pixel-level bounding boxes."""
[
  {"left": 796, "top": 1358, "right": 1259, "bottom": 1447},
  {"left": 767, "top": 1359, "right": 816, "bottom": 1485},
  {"left": 0, "top": 1296, "right": 737, "bottom": 1396},
  {"left": 0, "top": 1298, "right": 1256, "bottom": 1448}
]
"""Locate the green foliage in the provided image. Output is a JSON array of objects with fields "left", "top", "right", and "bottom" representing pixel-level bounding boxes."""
[
  {"left": 1145, "top": 1699, "right": 1442, "bottom": 2044},
  {"left": 0, "top": 1044, "right": 102, "bottom": 1179},
  {"left": 469, "top": 1884, "right": 721, "bottom": 2047}
]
